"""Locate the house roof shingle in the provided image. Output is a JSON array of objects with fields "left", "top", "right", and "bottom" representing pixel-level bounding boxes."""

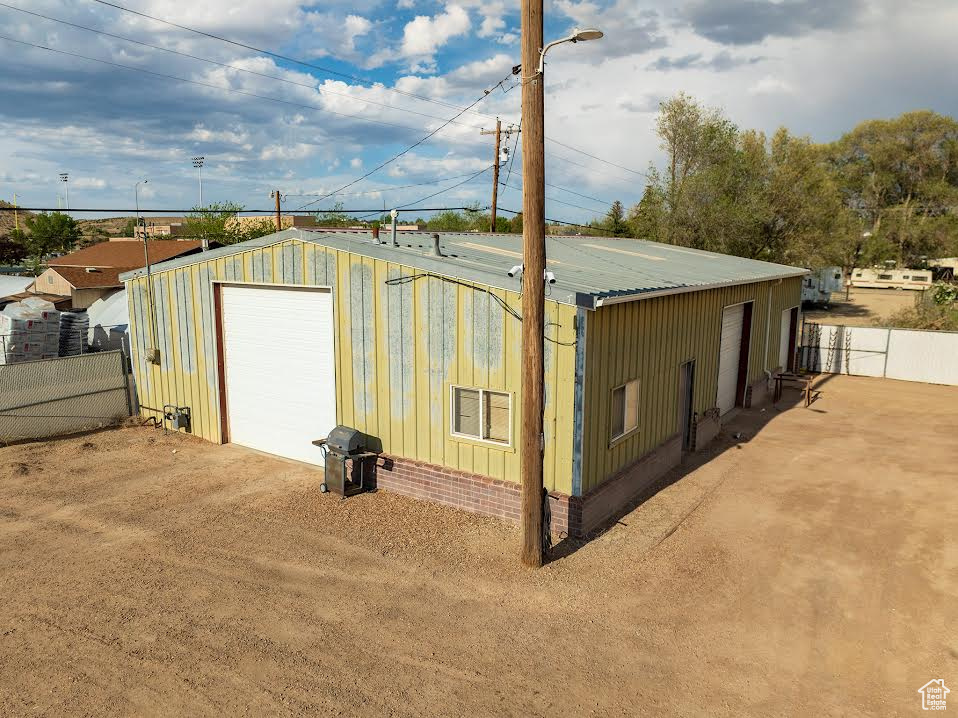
[
  {"left": 49, "top": 266, "right": 127, "bottom": 289},
  {"left": 49, "top": 240, "right": 204, "bottom": 269}
]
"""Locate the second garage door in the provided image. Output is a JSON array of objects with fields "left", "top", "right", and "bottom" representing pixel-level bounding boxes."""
[
  {"left": 220, "top": 284, "right": 336, "bottom": 466},
  {"left": 716, "top": 304, "right": 745, "bottom": 415}
]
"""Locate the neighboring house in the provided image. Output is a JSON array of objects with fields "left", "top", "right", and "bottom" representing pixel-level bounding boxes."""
[
  {"left": 31, "top": 239, "right": 207, "bottom": 309},
  {"left": 230, "top": 215, "right": 318, "bottom": 231},
  {"left": 121, "top": 228, "right": 805, "bottom": 537}
]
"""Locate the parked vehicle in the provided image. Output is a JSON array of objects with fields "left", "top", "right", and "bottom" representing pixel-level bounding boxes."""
[
  {"left": 801, "top": 266, "right": 844, "bottom": 305},
  {"left": 849, "top": 268, "right": 933, "bottom": 290}
]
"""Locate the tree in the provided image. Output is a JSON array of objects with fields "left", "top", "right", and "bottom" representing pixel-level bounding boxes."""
[
  {"left": 825, "top": 111, "right": 958, "bottom": 266},
  {"left": 0, "top": 228, "right": 28, "bottom": 265},
  {"left": 605, "top": 200, "right": 629, "bottom": 236},
  {"left": 184, "top": 201, "right": 244, "bottom": 243},
  {"left": 23, "top": 212, "right": 80, "bottom": 258},
  {"left": 314, "top": 202, "right": 352, "bottom": 227}
]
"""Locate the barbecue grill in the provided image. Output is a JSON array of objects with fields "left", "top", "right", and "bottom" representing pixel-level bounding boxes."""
[{"left": 312, "top": 425, "right": 378, "bottom": 498}]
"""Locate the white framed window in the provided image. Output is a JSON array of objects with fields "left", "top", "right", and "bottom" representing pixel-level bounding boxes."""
[
  {"left": 450, "top": 386, "right": 511, "bottom": 446},
  {"left": 610, "top": 379, "right": 639, "bottom": 443}
]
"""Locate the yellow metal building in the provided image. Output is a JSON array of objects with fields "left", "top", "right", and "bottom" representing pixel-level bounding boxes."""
[{"left": 122, "top": 229, "right": 804, "bottom": 535}]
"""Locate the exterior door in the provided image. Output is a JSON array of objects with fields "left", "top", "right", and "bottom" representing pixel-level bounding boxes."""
[
  {"left": 219, "top": 284, "right": 335, "bottom": 466},
  {"left": 779, "top": 308, "right": 792, "bottom": 371},
  {"left": 717, "top": 304, "right": 745, "bottom": 415},
  {"left": 678, "top": 360, "right": 695, "bottom": 451}
]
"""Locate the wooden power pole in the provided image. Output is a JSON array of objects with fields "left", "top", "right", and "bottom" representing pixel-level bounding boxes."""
[
  {"left": 480, "top": 120, "right": 519, "bottom": 232},
  {"left": 480, "top": 120, "right": 502, "bottom": 231},
  {"left": 519, "top": 0, "right": 545, "bottom": 567},
  {"left": 273, "top": 190, "right": 282, "bottom": 231}
]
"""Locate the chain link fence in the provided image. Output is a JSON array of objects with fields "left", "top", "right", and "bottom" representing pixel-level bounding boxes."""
[{"left": 0, "top": 350, "right": 133, "bottom": 444}]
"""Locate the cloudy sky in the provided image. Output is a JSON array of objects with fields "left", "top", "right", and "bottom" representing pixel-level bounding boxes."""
[{"left": 2, "top": 0, "right": 957, "bottom": 224}]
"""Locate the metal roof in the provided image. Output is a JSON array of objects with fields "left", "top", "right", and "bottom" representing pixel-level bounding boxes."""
[{"left": 121, "top": 228, "right": 807, "bottom": 309}]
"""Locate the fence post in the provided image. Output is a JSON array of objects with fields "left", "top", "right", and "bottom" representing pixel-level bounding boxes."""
[{"left": 120, "top": 348, "right": 133, "bottom": 417}]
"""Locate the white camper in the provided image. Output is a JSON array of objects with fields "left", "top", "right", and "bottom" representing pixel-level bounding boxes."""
[
  {"left": 802, "top": 267, "right": 844, "bottom": 304},
  {"left": 849, "top": 268, "right": 933, "bottom": 290}
]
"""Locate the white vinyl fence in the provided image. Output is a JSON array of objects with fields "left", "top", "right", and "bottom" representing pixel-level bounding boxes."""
[
  {"left": 0, "top": 351, "right": 133, "bottom": 443},
  {"left": 800, "top": 323, "right": 958, "bottom": 386}
]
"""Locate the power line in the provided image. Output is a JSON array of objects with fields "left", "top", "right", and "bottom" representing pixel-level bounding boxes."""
[
  {"left": 498, "top": 182, "right": 605, "bottom": 214},
  {"left": 503, "top": 118, "right": 521, "bottom": 188},
  {"left": 0, "top": 206, "right": 478, "bottom": 214},
  {"left": 505, "top": 169, "right": 611, "bottom": 207},
  {"left": 497, "top": 206, "right": 615, "bottom": 235},
  {"left": 545, "top": 150, "right": 647, "bottom": 184},
  {"left": 0, "top": 34, "right": 433, "bottom": 137},
  {"left": 283, "top": 171, "right": 489, "bottom": 200},
  {"left": 89, "top": 0, "right": 500, "bottom": 122},
  {"left": 545, "top": 137, "right": 649, "bottom": 178},
  {"left": 294, "top": 71, "right": 516, "bottom": 211},
  {"left": 0, "top": 2, "right": 485, "bottom": 131},
  {"left": 356, "top": 166, "right": 493, "bottom": 220}
]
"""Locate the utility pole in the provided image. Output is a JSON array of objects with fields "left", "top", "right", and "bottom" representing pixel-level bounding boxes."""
[
  {"left": 480, "top": 120, "right": 519, "bottom": 232},
  {"left": 519, "top": 0, "right": 545, "bottom": 568},
  {"left": 12, "top": 193, "right": 18, "bottom": 231},
  {"left": 273, "top": 190, "right": 282, "bottom": 230}
]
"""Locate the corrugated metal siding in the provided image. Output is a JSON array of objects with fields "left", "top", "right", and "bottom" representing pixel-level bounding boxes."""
[
  {"left": 126, "top": 238, "right": 577, "bottom": 493},
  {"left": 579, "top": 276, "right": 801, "bottom": 493}
]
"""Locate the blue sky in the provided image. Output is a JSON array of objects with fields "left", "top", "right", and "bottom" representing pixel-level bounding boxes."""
[{"left": 2, "top": 0, "right": 958, "bottom": 225}]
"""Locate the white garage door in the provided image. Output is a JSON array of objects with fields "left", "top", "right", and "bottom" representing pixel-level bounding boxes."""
[
  {"left": 779, "top": 308, "right": 793, "bottom": 371},
  {"left": 221, "top": 285, "right": 336, "bottom": 466},
  {"left": 717, "top": 304, "right": 745, "bottom": 415}
]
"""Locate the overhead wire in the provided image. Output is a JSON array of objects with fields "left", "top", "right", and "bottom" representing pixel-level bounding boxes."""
[
  {"left": 283, "top": 170, "right": 489, "bottom": 200},
  {"left": 0, "top": 2, "right": 486, "bottom": 130},
  {"left": 89, "top": 0, "right": 501, "bottom": 122},
  {"left": 294, "top": 70, "right": 517, "bottom": 211},
  {"left": 0, "top": 34, "right": 433, "bottom": 136},
  {"left": 355, "top": 165, "right": 493, "bottom": 220}
]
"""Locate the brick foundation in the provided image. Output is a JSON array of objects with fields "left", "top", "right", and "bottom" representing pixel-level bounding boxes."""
[{"left": 368, "top": 433, "right": 683, "bottom": 538}]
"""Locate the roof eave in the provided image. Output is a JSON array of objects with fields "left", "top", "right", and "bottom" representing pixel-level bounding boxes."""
[{"left": 591, "top": 269, "right": 809, "bottom": 308}]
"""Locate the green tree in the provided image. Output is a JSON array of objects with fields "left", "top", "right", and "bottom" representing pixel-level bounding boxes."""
[
  {"left": 0, "top": 228, "right": 28, "bottom": 264},
  {"left": 825, "top": 110, "right": 958, "bottom": 266},
  {"left": 605, "top": 200, "right": 629, "bottom": 236},
  {"left": 23, "top": 212, "right": 80, "bottom": 258},
  {"left": 314, "top": 201, "right": 352, "bottom": 227},
  {"left": 184, "top": 201, "right": 244, "bottom": 243}
]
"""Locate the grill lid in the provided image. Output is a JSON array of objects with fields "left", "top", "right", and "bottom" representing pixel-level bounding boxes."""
[{"left": 326, "top": 425, "right": 366, "bottom": 454}]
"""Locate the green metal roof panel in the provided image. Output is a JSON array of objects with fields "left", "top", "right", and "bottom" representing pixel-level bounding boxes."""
[{"left": 120, "top": 228, "right": 807, "bottom": 307}]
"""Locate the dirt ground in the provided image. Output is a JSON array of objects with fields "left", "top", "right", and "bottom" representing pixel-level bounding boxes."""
[
  {"left": 1, "top": 375, "right": 956, "bottom": 717},
  {"left": 804, "top": 287, "right": 921, "bottom": 327}
]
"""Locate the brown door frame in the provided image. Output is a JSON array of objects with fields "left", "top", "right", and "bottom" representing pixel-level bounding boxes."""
[
  {"left": 787, "top": 306, "right": 799, "bottom": 372},
  {"left": 212, "top": 282, "right": 230, "bottom": 444},
  {"left": 734, "top": 302, "right": 754, "bottom": 407}
]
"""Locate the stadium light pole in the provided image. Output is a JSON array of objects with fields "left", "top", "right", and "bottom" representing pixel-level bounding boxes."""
[
  {"left": 519, "top": 18, "right": 603, "bottom": 567},
  {"left": 192, "top": 156, "right": 205, "bottom": 208},
  {"left": 59, "top": 173, "right": 69, "bottom": 210}
]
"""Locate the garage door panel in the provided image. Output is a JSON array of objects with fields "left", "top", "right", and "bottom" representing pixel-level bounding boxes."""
[
  {"left": 717, "top": 304, "right": 744, "bottom": 415},
  {"left": 221, "top": 285, "right": 336, "bottom": 466}
]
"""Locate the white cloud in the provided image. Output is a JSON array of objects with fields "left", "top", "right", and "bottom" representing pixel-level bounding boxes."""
[
  {"left": 748, "top": 75, "right": 795, "bottom": 96},
  {"left": 350, "top": 157, "right": 363, "bottom": 168},
  {"left": 72, "top": 177, "right": 107, "bottom": 189},
  {"left": 400, "top": 5, "right": 471, "bottom": 62}
]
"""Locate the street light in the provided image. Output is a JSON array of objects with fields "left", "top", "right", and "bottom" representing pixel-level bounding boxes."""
[
  {"left": 536, "top": 27, "right": 604, "bottom": 74},
  {"left": 518, "top": 14, "right": 603, "bottom": 567},
  {"left": 192, "top": 156, "right": 205, "bottom": 207},
  {"left": 59, "top": 173, "right": 69, "bottom": 210}
]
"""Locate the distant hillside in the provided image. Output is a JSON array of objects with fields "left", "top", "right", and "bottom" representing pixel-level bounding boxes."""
[
  {"left": 0, "top": 200, "right": 33, "bottom": 236},
  {"left": 77, "top": 216, "right": 133, "bottom": 237}
]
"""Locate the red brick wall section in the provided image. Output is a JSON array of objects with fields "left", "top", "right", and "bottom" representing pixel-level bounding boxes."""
[{"left": 370, "top": 437, "right": 683, "bottom": 540}]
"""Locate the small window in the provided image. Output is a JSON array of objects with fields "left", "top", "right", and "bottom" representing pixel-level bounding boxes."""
[
  {"left": 878, "top": 273, "right": 893, "bottom": 280},
  {"left": 855, "top": 271, "right": 863, "bottom": 277},
  {"left": 47, "top": 275, "right": 53, "bottom": 284},
  {"left": 451, "top": 386, "right": 511, "bottom": 445},
  {"left": 902, "top": 275, "right": 910, "bottom": 280},
  {"left": 610, "top": 379, "right": 639, "bottom": 442}
]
